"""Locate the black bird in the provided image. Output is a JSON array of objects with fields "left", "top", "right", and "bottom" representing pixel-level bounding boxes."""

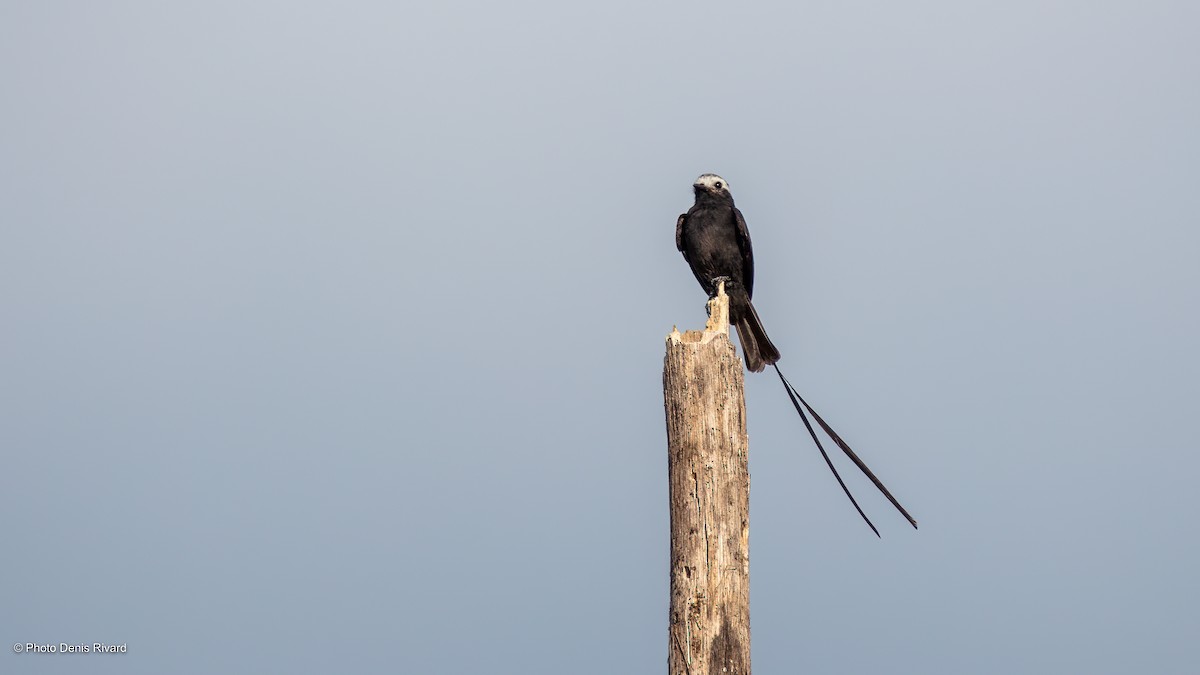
[
  {"left": 676, "top": 173, "right": 918, "bottom": 536},
  {"left": 676, "top": 174, "right": 781, "bottom": 372}
]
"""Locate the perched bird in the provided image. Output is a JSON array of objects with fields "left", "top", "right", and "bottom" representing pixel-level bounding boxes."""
[
  {"left": 676, "top": 174, "right": 781, "bottom": 372},
  {"left": 675, "top": 173, "right": 918, "bottom": 536}
]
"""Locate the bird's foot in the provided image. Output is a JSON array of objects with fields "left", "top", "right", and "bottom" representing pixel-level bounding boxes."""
[
  {"left": 706, "top": 277, "right": 732, "bottom": 315},
  {"left": 708, "top": 276, "right": 732, "bottom": 299}
]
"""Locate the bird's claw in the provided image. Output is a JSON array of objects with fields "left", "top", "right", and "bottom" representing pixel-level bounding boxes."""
[{"left": 708, "top": 276, "right": 732, "bottom": 299}]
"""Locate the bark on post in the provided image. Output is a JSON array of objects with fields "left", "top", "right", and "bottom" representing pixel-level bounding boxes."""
[{"left": 663, "top": 284, "right": 751, "bottom": 675}]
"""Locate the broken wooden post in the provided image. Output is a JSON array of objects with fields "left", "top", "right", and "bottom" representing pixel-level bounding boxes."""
[{"left": 663, "top": 282, "right": 751, "bottom": 675}]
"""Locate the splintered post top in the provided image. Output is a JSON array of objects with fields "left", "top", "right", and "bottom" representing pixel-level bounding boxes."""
[{"left": 705, "top": 280, "right": 730, "bottom": 334}]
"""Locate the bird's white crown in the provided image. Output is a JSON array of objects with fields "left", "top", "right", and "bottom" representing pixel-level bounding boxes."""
[{"left": 694, "top": 174, "right": 730, "bottom": 191}]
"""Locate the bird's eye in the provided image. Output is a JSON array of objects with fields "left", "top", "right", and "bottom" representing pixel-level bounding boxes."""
[{"left": 715, "top": 182, "right": 723, "bottom": 189}]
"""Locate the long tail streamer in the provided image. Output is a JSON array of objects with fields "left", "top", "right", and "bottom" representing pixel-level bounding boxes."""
[{"left": 772, "top": 364, "right": 918, "bottom": 536}]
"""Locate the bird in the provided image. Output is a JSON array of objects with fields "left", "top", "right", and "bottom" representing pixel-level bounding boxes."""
[
  {"left": 676, "top": 173, "right": 918, "bottom": 536},
  {"left": 676, "top": 173, "right": 781, "bottom": 372}
]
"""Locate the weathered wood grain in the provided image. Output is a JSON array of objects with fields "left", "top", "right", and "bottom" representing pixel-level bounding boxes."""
[{"left": 663, "top": 288, "right": 751, "bottom": 675}]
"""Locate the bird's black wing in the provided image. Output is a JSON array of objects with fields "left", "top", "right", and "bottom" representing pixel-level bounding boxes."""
[
  {"left": 732, "top": 207, "right": 755, "bottom": 298},
  {"left": 675, "top": 213, "right": 687, "bottom": 254}
]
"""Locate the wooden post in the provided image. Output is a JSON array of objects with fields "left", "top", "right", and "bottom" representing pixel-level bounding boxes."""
[{"left": 663, "top": 283, "right": 751, "bottom": 675}]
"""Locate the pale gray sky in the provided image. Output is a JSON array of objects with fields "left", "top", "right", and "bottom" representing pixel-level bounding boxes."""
[{"left": 3, "top": 1, "right": 1198, "bottom": 673}]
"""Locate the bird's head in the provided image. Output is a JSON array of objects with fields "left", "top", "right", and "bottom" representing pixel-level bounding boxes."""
[{"left": 693, "top": 173, "right": 732, "bottom": 201}]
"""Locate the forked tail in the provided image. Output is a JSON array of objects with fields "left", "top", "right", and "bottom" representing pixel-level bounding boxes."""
[{"left": 772, "top": 364, "right": 918, "bottom": 536}]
